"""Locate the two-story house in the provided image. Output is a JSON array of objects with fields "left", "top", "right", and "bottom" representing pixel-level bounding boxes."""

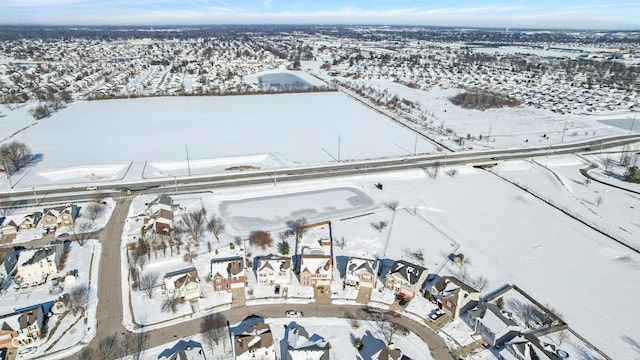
[
  {"left": 1, "top": 220, "right": 18, "bottom": 236},
  {"left": 158, "top": 339, "right": 206, "bottom": 360},
  {"left": 144, "top": 208, "right": 173, "bottom": 236},
  {"left": 385, "top": 260, "right": 428, "bottom": 299},
  {"left": 468, "top": 303, "right": 523, "bottom": 348},
  {"left": 233, "top": 323, "right": 276, "bottom": 360},
  {"left": 430, "top": 276, "right": 480, "bottom": 319},
  {"left": 163, "top": 267, "right": 201, "bottom": 301},
  {"left": 18, "top": 212, "right": 41, "bottom": 231},
  {"left": 210, "top": 256, "right": 246, "bottom": 292},
  {"left": 257, "top": 256, "right": 292, "bottom": 286},
  {"left": 286, "top": 324, "right": 330, "bottom": 360},
  {"left": 14, "top": 244, "right": 63, "bottom": 286},
  {"left": 41, "top": 205, "right": 79, "bottom": 231},
  {"left": 499, "top": 333, "right": 563, "bottom": 360},
  {"left": 344, "top": 257, "right": 378, "bottom": 289}
]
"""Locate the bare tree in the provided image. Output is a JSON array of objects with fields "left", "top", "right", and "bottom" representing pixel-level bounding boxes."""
[
  {"left": 448, "top": 168, "right": 458, "bottom": 177},
  {"left": 373, "top": 220, "right": 388, "bottom": 232},
  {"left": 596, "top": 195, "right": 603, "bottom": 207},
  {"left": 553, "top": 330, "right": 569, "bottom": 347},
  {"left": 362, "top": 307, "right": 399, "bottom": 344},
  {"left": 78, "top": 347, "right": 95, "bottom": 360},
  {"left": 385, "top": 200, "right": 399, "bottom": 211},
  {"left": 139, "top": 272, "right": 160, "bottom": 299},
  {"left": 72, "top": 219, "right": 95, "bottom": 246},
  {"left": 69, "top": 283, "right": 90, "bottom": 316},
  {"left": 178, "top": 209, "right": 206, "bottom": 247},
  {"left": 471, "top": 276, "right": 489, "bottom": 292},
  {"left": 603, "top": 156, "right": 614, "bottom": 173},
  {"left": 84, "top": 202, "right": 105, "bottom": 221},
  {"left": 287, "top": 217, "right": 308, "bottom": 238},
  {"left": 520, "top": 304, "right": 537, "bottom": 328},
  {"left": 0, "top": 141, "right": 33, "bottom": 174},
  {"left": 121, "top": 331, "right": 148, "bottom": 360},
  {"left": 206, "top": 214, "right": 225, "bottom": 241},
  {"left": 344, "top": 311, "right": 361, "bottom": 329},
  {"left": 96, "top": 334, "right": 120, "bottom": 360},
  {"left": 584, "top": 177, "right": 591, "bottom": 187},
  {"left": 201, "top": 313, "right": 228, "bottom": 351},
  {"left": 432, "top": 161, "right": 442, "bottom": 178},
  {"left": 161, "top": 293, "right": 184, "bottom": 313}
]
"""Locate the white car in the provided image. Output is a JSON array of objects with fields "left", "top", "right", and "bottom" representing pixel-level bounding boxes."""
[{"left": 285, "top": 310, "right": 303, "bottom": 318}]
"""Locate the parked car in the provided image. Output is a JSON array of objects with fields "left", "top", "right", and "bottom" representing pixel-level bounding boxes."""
[
  {"left": 429, "top": 309, "right": 445, "bottom": 322},
  {"left": 399, "top": 298, "right": 409, "bottom": 307},
  {"left": 275, "top": 285, "right": 280, "bottom": 295},
  {"left": 86, "top": 186, "right": 98, "bottom": 191},
  {"left": 395, "top": 292, "right": 405, "bottom": 301},
  {"left": 56, "top": 232, "right": 69, "bottom": 238},
  {"left": 285, "top": 310, "right": 303, "bottom": 318}
]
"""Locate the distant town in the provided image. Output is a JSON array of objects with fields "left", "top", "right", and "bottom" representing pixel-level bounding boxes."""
[{"left": 0, "top": 25, "right": 638, "bottom": 360}]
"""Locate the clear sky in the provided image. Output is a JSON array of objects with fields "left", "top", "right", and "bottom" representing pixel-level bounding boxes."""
[{"left": 0, "top": 0, "right": 638, "bottom": 30}]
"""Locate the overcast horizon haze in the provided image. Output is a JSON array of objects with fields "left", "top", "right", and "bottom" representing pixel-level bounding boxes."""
[{"left": 0, "top": 0, "right": 639, "bottom": 30}]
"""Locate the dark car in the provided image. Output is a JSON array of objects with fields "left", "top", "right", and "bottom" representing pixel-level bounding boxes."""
[{"left": 399, "top": 298, "right": 409, "bottom": 307}]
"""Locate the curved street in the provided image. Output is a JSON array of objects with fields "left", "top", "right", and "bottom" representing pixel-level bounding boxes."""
[{"left": 69, "top": 199, "right": 454, "bottom": 359}]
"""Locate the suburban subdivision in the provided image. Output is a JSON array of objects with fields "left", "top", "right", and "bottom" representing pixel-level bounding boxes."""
[{"left": 0, "top": 25, "right": 638, "bottom": 360}]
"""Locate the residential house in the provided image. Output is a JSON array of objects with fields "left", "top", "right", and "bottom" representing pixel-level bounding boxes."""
[
  {"left": 163, "top": 268, "right": 201, "bottom": 301},
  {"left": 41, "top": 205, "right": 79, "bottom": 231},
  {"left": 210, "top": 256, "right": 245, "bottom": 292},
  {"left": 0, "top": 316, "right": 19, "bottom": 349},
  {"left": 0, "top": 250, "right": 18, "bottom": 279},
  {"left": 498, "top": 333, "right": 563, "bottom": 360},
  {"left": 296, "top": 222, "right": 333, "bottom": 291},
  {"left": 286, "top": 324, "right": 329, "bottom": 360},
  {"left": 468, "top": 303, "right": 523, "bottom": 348},
  {"left": 233, "top": 323, "right": 276, "bottom": 360},
  {"left": 18, "top": 212, "right": 41, "bottom": 231},
  {"left": 145, "top": 195, "right": 175, "bottom": 216},
  {"left": 14, "top": 244, "right": 63, "bottom": 285},
  {"left": 1, "top": 220, "right": 18, "bottom": 236},
  {"left": 256, "top": 256, "right": 292, "bottom": 286},
  {"left": 344, "top": 257, "right": 378, "bottom": 288},
  {"left": 16, "top": 306, "right": 45, "bottom": 340},
  {"left": 158, "top": 339, "right": 206, "bottom": 360},
  {"left": 385, "top": 260, "right": 428, "bottom": 298},
  {"left": 430, "top": 276, "right": 480, "bottom": 319},
  {"left": 373, "top": 343, "right": 412, "bottom": 360},
  {"left": 144, "top": 208, "right": 174, "bottom": 237}
]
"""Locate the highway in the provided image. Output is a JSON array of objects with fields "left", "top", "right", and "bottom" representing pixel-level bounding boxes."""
[{"left": 2, "top": 133, "right": 640, "bottom": 208}]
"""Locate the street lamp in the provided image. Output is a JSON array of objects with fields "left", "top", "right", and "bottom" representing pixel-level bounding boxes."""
[{"left": 629, "top": 114, "right": 637, "bottom": 134}]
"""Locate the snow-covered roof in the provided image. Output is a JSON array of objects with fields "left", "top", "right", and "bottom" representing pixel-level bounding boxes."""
[
  {"left": 346, "top": 257, "right": 378, "bottom": 277},
  {"left": 234, "top": 323, "right": 274, "bottom": 357},
  {"left": 257, "top": 256, "right": 291, "bottom": 273},
  {"left": 287, "top": 324, "right": 329, "bottom": 359},
  {"left": 210, "top": 256, "right": 244, "bottom": 278},
  {"left": 158, "top": 339, "right": 206, "bottom": 360},
  {"left": 164, "top": 267, "right": 199, "bottom": 292},
  {"left": 388, "top": 260, "right": 427, "bottom": 285},
  {"left": 300, "top": 255, "right": 331, "bottom": 275}
]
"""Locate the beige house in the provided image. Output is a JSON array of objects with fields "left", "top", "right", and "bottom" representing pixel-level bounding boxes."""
[
  {"left": 18, "top": 212, "right": 41, "bottom": 231},
  {"left": 344, "top": 257, "right": 378, "bottom": 288},
  {"left": 1, "top": 220, "right": 18, "bottom": 236},
  {"left": 41, "top": 205, "right": 79, "bottom": 231},
  {"left": 385, "top": 260, "right": 429, "bottom": 298}
]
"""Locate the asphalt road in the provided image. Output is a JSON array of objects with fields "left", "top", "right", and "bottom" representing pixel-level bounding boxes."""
[{"left": 62, "top": 199, "right": 454, "bottom": 359}]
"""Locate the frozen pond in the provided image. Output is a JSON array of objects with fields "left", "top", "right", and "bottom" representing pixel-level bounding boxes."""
[{"left": 259, "top": 73, "right": 312, "bottom": 89}]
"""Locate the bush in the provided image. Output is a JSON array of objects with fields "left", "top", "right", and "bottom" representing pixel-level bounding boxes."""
[
  {"left": 624, "top": 166, "right": 640, "bottom": 183},
  {"left": 249, "top": 230, "right": 273, "bottom": 249}
]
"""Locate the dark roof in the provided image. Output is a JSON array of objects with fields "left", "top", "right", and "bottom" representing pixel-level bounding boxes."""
[
  {"left": 388, "top": 260, "right": 427, "bottom": 285},
  {"left": 433, "top": 276, "right": 479, "bottom": 294}
]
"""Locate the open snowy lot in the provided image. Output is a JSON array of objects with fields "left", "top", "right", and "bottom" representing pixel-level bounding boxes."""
[{"left": 0, "top": 91, "right": 436, "bottom": 188}]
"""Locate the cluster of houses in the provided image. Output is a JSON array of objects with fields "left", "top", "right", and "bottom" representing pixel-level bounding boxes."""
[
  {"left": 0, "top": 204, "right": 80, "bottom": 238},
  {"left": 0, "top": 243, "right": 76, "bottom": 350}
]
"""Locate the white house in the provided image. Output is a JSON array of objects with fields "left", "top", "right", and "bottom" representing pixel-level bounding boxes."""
[
  {"left": 468, "top": 303, "right": 523, "bottom": 348},
  {"left": 286, "top": 324, "right": 329, "bottom": 360},
  {"left": 256, "top": 256, "right": 292, "bottom": 286},
  {"left": 344, "top": 257, "right": 378, "bottom": 288},
  {"left": 14, "top": 244, "right": 63, "bottom": 286},
  {"left": 163, "top": 267, "right": 201, "bottom": 301}
]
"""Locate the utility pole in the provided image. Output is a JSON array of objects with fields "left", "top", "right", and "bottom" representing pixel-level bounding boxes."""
[
  {"left": 3, "top": 159, "right": 12, "bottom": 188},
  {"left": 630, "top": 115, "right": 637, "bottom": 134},
  {"left": 337, "top": 134, "right": 341, "bottom": 162},
  {"left": 185, "top": 144, "right": 192, "bottom": 176},
  {"left": 413, "top": 133, "right": 418, "bottom": 155},
  {"left": 561, "top": 119, "right": 568, "bottom": 142},
  {"left": 487, "top": 124, "right": 492, "bottom": 145},
  {"left": 174, "top": 176, "right": 178, "bottom": 192},
  {"left": 32, "top": 187, "right": 37, "bottom": 204}
]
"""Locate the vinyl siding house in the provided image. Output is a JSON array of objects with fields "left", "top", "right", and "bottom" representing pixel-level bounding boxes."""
[
  {"left": 18, "top": 212, "right": 41, "bottom": 231},
  {"left": 233, "top": 323, "right": 276, "bottom": 360},
  {"left": 468, "top": 303, "right": 523, "bottom": 348},
  {"left": 163, "top": 267, "right": 201, "bottom": 301},
  {"left": 344, "top": 257, "right": 378, "bottom": 288},
  {"left": 256, "top": 256, "right": 292, "bottom": 286},
  {"left": 144, "top": 208, "right": 174, "bottom": 236},
  {"left": 211, "top": 256, "right": 246, "bottom": 292},
  {"left": 1, "top": 306, "right": 47, "bottom": 342},
  {"left": 1, "top": 220, "right": 18, "bottom": 236},
  {"left": 14, "top": 244, "right": 63, "bottom": 286},
  {"left": 285, "top": 324, "right": 330, "bottom": 360},
  {"left": 430, "top": 276, "right": 480, "bottom": 319},
  {"left": 41, "top": 205, "right": 79, "bottom": 231},
  {"left": 158, "top": 339, "right": 206, "bottom": 360},
  {"left": 498, "top": 333, "right": 563, "bottom": 360},
  {"left": 385, "top": 260, "right": 428, "bottom": 299}
]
